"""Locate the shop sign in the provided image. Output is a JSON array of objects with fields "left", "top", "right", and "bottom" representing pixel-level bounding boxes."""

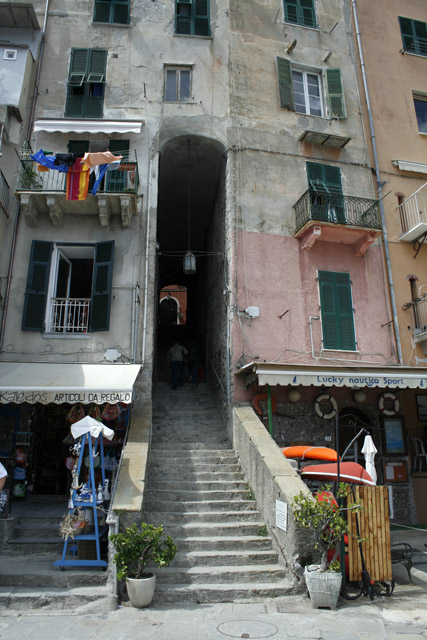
[{"left": 0, "top": 390, "right": 133, "bottom": 405}]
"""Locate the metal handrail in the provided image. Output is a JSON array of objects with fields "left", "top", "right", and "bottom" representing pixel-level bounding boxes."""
[
  {"left": 396, "top": 183, "right": 427, "bottom": 236},
  {"left": 294, "top": 188, "right": 381, "bottom": 234},
  {"left": 0, "top": 169, "right": 10, "bottom": 215}
]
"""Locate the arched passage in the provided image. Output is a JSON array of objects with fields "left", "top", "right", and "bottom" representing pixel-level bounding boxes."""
[{"left": 154, "top": 135, "right": 227, "bottom": 383}]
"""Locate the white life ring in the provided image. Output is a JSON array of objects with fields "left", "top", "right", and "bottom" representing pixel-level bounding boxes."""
[
  {"left": 378, "top": 392, "right": 399, "bottom": 416},
  {"left": 314, "top": 394, "right": 338, "bottom": 420}
]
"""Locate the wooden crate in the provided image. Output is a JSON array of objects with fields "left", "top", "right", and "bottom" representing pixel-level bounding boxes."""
[{"left": 347, "top": 485, "right": 392, "bottom": 582}]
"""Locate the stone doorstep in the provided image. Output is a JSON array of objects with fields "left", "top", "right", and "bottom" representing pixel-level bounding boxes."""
[
  {"left": 0, "top": 586, "right": 117, "bottom": 611},
  {"left": 152, "top": 580, "right": 295, "bottom": 605}
]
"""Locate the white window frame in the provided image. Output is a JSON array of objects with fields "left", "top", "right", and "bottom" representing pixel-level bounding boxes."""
[
  {"left": 413, "top": 93, "right": 427, "bottom": 135},
  {"left": 164, "top": 66, "right": 192, "bottom": 103},
  {"left": 292, "top": 66, "right": 324, "bottom": 117},
  {"left": 45, "top": 244, "right": 94, "bottom": 333}
]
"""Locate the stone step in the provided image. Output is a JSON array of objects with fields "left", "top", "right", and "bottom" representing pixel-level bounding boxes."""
[
  {"left": 144, "top": 510, "right": 261, "bottom": 524},
  {"left": 144, "top": 500, "right": 258, "bottom": 513},
  {"left": 148, "top": 471, "right": 246, "bottom": 482},
  {"left": 145, "top": 489, "right": 251, "bottom": 501},
  {"left": 146, "top": 522, "right": 266, "bottom": 537},
  {"left": 12, "top": 524, "right": 62, "bottom": 540},
  {"left": 0, "top": 585, "right": 116, "bottom": 611},
  {"left": 4, "top": 539, "right": 64, "bottom": 555},
  {"left": 172, "top": 536, "right": 273, "bottom": 552},
  {"left": 149, "top": 451, "right": 238, "bottom": 462},
  {"left": 154, "top": 564, "right": 287, "bottom": 585},
  {"left": 150, "top": 441, "right": 231, "bottom": 451},
  {"left": 147, "top": 480, "right": 249, "bottom": 492},
  {"left": 170, "top": 549, "right": 279, "bottom": 567},
  {"left": 149, "top": 463, "right": 242, "bottom": 474},
  {"left": 152, "top": 580, "right": 294, "bottom": 605},
  {"left": 0, "top": 554, "right": 108, "bottom": 588}
]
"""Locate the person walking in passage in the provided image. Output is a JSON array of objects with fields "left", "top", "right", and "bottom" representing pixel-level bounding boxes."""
[
  {"left": 187, "top": 341, "right": 202, "bottom": 387},
  {"left": 167, "top": 341, "right": 188, "bottom": 390},
  {"left": 0, "top": 462, "right": 8, "bottom": 491}
]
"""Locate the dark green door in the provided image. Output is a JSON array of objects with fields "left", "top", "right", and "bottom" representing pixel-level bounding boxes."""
[
  {"left": 106, "top": 140, "right": 129, "bottom": 193},
  {"left": 307, "top": 162, "right": 344, "bottom": 224}
]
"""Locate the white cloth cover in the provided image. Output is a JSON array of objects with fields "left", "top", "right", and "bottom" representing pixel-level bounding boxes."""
[
  {"left": 71, "top": 415, "right": 114, "bottom": 441},
  {"left": 361, "top": 435, "right": 378, "bottom": 485}
]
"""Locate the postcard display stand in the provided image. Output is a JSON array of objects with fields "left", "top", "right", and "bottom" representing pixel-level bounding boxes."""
[{"left": 54, "top": 431, "right": 108, "bottom": 569}]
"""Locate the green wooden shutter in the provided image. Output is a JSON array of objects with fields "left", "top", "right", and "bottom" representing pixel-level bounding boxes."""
[
  {"left": 22, "top": 241, "right": 53, "bottom": 331},
  {"left": 277, "top": 57, "right": 294, "bottom": 110},
  {"left": 89, "top": 241, "right": 114, "bottom": 332},
  {"left": 65, "top": 49, "right": 89, "bottom": 118},
  {"left": 284, "top": 0, "right": 316, "bottom": 28},
  {"left": 85, "top": 50, "right": 106, "bottom": 118},
  {"left": 326, "top": 69, "right": 346, "bottom": 118},
  {"left": 319, "top": 271, "right": 356, "bottom": 351},
  {"left": 176, "top": 0, "right": 192, "bottom": 34},
  {"left": 194, "top": 0, "right": 210, "bottom": 36},
  {"left": 307, "top": 163, "right": 344, "bottom": 223},
  {"left": 300, "top": 0, "right": 316, "bottom": 28},
  {"left": 284, "top": 0, "right": 298, "bottom": 24},
  {"left": 113, "top": 0, "right": 130, "bottom": 24},
  {"left": 93, "top": 0, "right": 110, "bottom": 22}
]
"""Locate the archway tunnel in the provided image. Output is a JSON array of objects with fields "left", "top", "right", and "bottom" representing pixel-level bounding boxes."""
[{"left": 155, "top": 135, "right": 227, "bottom": 385}]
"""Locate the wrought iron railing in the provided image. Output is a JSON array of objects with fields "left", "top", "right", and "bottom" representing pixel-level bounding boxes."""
[
  {"left": 294, "top": 189, "right": 381, "bottom": 234},
  {"left": 0, "top": 169, "right": 10, "bottom": 215},
  {"left": 397, "top": 184, "right": 427, "bottom": 236},
  {"left": 403, "top": 295, "right": 427, "bottom": 336},
  {"left": 16, "top": 149, "right": 139, "bottom": 195},
  {"left": 49, "top": 298, "right": 90, "bottom": 333}
]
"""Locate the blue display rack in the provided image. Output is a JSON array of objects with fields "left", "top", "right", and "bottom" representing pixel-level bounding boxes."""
[{"left": 54, "top": 430, "right": 108, "bottom": 569}]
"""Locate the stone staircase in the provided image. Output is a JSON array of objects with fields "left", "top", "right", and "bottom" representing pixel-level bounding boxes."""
[
  {"left": 0, "top": 497, "right": 113, "bottom": 611},
  {"left": 145, "top": 382, "right": 293, "bottom": 604}
]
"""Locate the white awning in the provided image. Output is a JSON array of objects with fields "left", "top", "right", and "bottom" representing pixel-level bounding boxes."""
[
  {"left": 0, "top": 362, "right": 141, "bottom": 405},
  {"left": 34, "top": 119, "right": 144, "bottom": 134},
  {"left": 392, "top": 159, "right": 427, "bottom": 174},
  {"left": 237, "top": 362, "right": 427, "bottom": 390}
]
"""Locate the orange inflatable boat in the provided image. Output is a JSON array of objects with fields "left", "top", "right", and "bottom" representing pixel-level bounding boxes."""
[{"left": 281, "top": 445, "right": 338, "bottom": 462}]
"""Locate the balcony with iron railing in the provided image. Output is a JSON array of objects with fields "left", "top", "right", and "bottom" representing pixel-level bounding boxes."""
[
  {"left": 293, "top": 189, "right": 381, "bottom": 255},
  {"left": 48, "top": 298, "right": 91, "bottom": 334},
  {"left": 397, "top": 183, "right": 427, "bottom": 243},
  {"left": 0, "top": 169, "right": 10, "bottom": 217},
  {"left": 15, "top": 146, "right": 139, "bottom": 228}
]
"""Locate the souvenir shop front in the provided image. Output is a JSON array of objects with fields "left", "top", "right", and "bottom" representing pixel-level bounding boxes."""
[{"left": 0, "top": 362, "right": 141, "bottom": 508}]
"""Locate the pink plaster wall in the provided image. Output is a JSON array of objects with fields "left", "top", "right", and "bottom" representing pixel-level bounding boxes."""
[{"left": 232, "top": 230, "right": 397, "bottom": 400}]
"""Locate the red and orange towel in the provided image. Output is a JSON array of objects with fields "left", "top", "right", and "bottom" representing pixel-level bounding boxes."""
[{"left": 66, "top": 158, "right": 90, "bottom": 201}]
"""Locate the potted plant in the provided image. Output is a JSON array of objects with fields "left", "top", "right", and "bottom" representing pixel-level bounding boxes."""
[
  {"left": 292, "top": 484, "right": 360, "bottom": 609},
  {"left": 110, "top": 522, "right": 177, "bottom": 608}
]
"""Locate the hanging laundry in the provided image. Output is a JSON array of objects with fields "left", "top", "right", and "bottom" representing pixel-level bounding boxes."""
[
  {"left": 66, "top": 158, "right": 90, "bottom": 201},
  {"left": 90, "top": 160, "right": 121, "bottom": 196},
  {"left": 30, "top": 149, "right": 69, "bottom": 173},
  {"left": 54, "top": 153, "right": 77, "bottom": 167},
  {"left": 82, "top": 151, "right": 123, "bottom": 168}
]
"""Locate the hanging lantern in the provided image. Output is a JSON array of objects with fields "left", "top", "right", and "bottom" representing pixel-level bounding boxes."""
[{"left": 183, "top": 250, "right": 196, "bottom": 274}]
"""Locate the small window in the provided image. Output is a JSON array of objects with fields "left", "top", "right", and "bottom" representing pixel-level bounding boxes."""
[
  {"left": 175, "top": 0, "right": 210, "bottom": 37},
  {"left": 93, "top": 0, "right": 130, "bottom": 25},
  {"left": 164, "top": 67, "right": 192, "bottom": 102},
  {"left": 414, "top": 95, "right": 427, "bottom": 133},
  {"left": 292, "top": 69, "right": 323, "bottom": 116},
  {"left": 4, "top": 49, "right": 17, "bottom": 60},
  {"left": 399, "top": 16, "right": 427, "bottom": 57},
  {"left": 65, "top": 49, "right": 107, "bottom": 118},
  {"left": 283, "top": 0, "right": 317, "bottom": 29}
]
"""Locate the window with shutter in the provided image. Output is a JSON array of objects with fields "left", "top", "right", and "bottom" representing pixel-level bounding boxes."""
[
  {"left": 65, "top": 49, "right": 107, "bottom": 118},
  {"left": 22, "top": 241, "right": 114, "bottom": 334},
  {"left": 283, "top": 0, "right": 317, "bottom": 29},
  {"left": 318, "top": 271, "right": 356, "bottom": 351},
  {"left": 93, "top": 0, "right": 130, "bottom": 24},
  {"left": 399, "top": 16, "right": 427, "bottom": 57},
  {"left": 22, "top": 241, "right": 53, "bottom": 331},
  {"left": 175, "top": 0, "right": 210, "bottom": 36}
]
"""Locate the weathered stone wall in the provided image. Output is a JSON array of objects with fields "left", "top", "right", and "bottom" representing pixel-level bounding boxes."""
[{"left": 233, "top": 405, "right": 316, "bottom": 584}]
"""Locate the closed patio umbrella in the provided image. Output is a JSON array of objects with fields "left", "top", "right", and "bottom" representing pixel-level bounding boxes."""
[{"left": 361, "top": 435, "right": 377, "bottom": 485}]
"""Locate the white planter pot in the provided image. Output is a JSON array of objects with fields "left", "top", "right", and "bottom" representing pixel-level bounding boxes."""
[
  {"left": 126, "top": 574, "right": 156, "bottom": 608},
  {"left": 304, "top": 565, "right": 342, "bottom": 610}
]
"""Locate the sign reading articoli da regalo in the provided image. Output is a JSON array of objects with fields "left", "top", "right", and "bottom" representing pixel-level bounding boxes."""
[{"left": 0, "top": 390, "right": 133, "bottom": 405}]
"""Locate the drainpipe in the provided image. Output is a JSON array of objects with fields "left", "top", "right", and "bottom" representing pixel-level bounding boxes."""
[
  {"left": 309, "top": 316, "right": 320, "bottom": 359},
  {"left": 141, "top": 152, "right": 158, "bottom": 364},
  {"left": 351, "top": 0, "right": 403, "bottom": 365}
]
